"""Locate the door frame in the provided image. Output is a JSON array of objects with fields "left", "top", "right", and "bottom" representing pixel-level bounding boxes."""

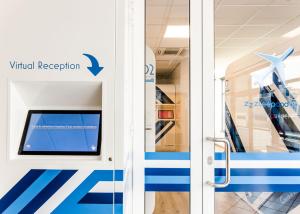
[
  {"left": 197, "top": 0, "right": 215, "bottom": 213},
  {"left": 130, "top": 0, "right": 214, "bottom": 213},
  {"left": 190, "top": 0, "right": 205, "bottom": 213},
  {"left": 130, "top": 0, "right": 145, "bottom": 213}
]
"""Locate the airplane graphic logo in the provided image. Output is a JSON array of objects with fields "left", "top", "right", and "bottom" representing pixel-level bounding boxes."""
[{"left": 253, "top": 47, "right": 294, "bottom": 88}]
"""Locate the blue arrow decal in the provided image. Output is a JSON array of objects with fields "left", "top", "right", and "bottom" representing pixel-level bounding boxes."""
[{"left": 83, "top": 53, "right": 104, "bottom": 76}]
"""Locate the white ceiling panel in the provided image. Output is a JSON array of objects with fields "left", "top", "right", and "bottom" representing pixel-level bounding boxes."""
[
  {"left": 146, "top": 0, "right": 170, "bottom": 6},
  {"left": 218, "top": 38, "right": 255, "bottom": 48},
  {"left": 248, "top": 6, "right": 300, "bottom": 25},
  {"left": 215, "top": 39, "right": 224, "bottom": 46},
  {"left": 219, "top": 0, "right": 272, "bottom": 5},
  {"left": 146, "top": 0, "right": 188, "bottom": 6},
  {"left": 251, "top": 38, "right": 273, "bottom": 48},
  {"left": 215, "top": 0, "right": 222, "bottom": 6},
  {"left": 146, "top": 6, "right": 167, "bottom": 18},
  {"left": 173, "top": 0, "right": 190, "bottom": 6},
  {"left": 265, "top": 18, "right": 300, "bottom": 38},
  {"left": 146, "top": 0, "right": 190, "bottom": 74},
  {"left": 231, "top": 25, "right": 275, "bottom": 38},
  {"left": 215, "top": 47, "right": 242, "bottom": 58},
  {"left": 214, "top": 0, "right": 300, "bottom": 74},
  {"left": 168, "top": 17, "right": 189, "bottom": 25},
  {"left": 146, "top": 38, "right": 158, "bottom": 49},
  {"left": 146, "top": 25, "right": 163, "bottom": 37},
  {"left": 215, "top": 25, "right": 240, "bottom": 38},
  {"left": 146, "top": 17, "right": 165, "bottom": 25},
  {"left": 256, "top": 6, "right": 300, "bottom": 18},
  {"left": 169, "top": 6, "right": 188, "bottom": 18},
  {"left": 160, "top": 38, "right": 188, "bottom": 48},
  {"left": 146, "top": 0, "right": 300, "bottom": 75},
  {"left": 215, "top": 6, "right": 260, "bottom": 25},
  {"left": 271, "top": 0, "right": 300, "bottom": 5}
]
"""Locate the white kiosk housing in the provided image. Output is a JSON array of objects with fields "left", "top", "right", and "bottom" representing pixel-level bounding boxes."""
[{"left": 0, "top": 0, "right": 129, "bottom": 213}]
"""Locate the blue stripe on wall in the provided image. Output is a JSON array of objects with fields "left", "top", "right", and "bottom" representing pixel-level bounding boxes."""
[
  {"left": 215, "top": 168, "right": 300, "bottom": 176},
  {"left": 53, "top": 170, "right": 116, "bottom": 214},
  {"left": 0, "top": 169, "right": 45, "bottom": 213},
  {"left": 55, "top": 204, "right": 115, "bottom": 213},
  {"left": 18, "top": 170, "right": 77, "bottom": 214},
  {"left": 215, "top": 152, "right": 300, "bottom": 160},
  {"left": 145, "top": 153, "right": 190, "bottom": 192},
  {"left": 145, "top": 152, "right": 190, "bottom": 160},
  {"left": 215, "top": 184, "right": 300, "bottom": 192},
  {"left": 215, "top": 176, "right": 300, "bottom": 184},
  {"left": 115, "top": 204, "right": 123, "bottom": 214},
  {"left": 115, "top": 170, "right": 123, "bottom": 181},
  {"left": 3, "top": 170, "right": 61, "bottom": 214},
  {"left": 0, "top": 169, "right": 124, "bottom": 214}
]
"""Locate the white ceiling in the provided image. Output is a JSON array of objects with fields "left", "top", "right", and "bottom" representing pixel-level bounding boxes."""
[
  {"left": 146, "top": 0, "right": 189, "bottom": 75},
  {"left": 146, "top": 0, "right": 300, "bottom": 76},
  {"left": 215, "top": 0, "right": 300, "bottom": 76}
]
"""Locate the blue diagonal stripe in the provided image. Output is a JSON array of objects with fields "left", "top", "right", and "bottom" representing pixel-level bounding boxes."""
[
  {"left": 156, "top": 86, "right": 175, "bottom": 104},
  {"left": 3, "top": 170, "right": 61, "bottom": 214},
  {"left": 52, "top": 170, "right": 114, "bottom": 214},
  {"left": 78, "top": 193, "right": 123, "bottom": 204},
  {"left": 0, "top": 169, "right": 45, "bottom": 213},
  {"left": 225, "top": 104, "right": 245, "bottom": 152},
  {"left": 155, "top": 121, "right": 175, "bottom": 143},
  {"left": 19, "top": 170, "right": 76, "bottom": 214}
]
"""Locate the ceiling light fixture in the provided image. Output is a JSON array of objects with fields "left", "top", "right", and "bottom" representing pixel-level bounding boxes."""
[
  {"left": 164, "top": 25, "right": 189, "bottom": 38},
  {"left": 283, "top": 26, "right": 300, "bottom": 38}
]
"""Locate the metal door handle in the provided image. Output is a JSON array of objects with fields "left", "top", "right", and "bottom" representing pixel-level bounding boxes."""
[{"left": 206, "top": 137, "right": 231, "bottom": 188}]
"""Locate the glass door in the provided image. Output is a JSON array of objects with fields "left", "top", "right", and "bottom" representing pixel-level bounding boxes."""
[
  {"left": 204, "top": 0, "right": 300, "bottom": 213},
  {"left": 144, "top": 0, "right": 191, "bottom": 213}
]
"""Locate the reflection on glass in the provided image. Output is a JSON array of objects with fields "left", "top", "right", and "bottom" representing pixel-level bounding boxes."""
[
  {"left": 145, "top": 0, "right": 190, "bottom": 213},
  {"left": 215, "top": 0, "right": 300, "bottom": 213}
]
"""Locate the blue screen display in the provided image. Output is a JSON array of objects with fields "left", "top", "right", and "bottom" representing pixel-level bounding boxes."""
[{"left": 22, "top": 113, "right": 101, "bottom": 153}]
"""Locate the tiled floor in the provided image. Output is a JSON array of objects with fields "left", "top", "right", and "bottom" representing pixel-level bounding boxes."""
[
  {"left": 259, "top": 192, "right": 300, "bottom": 214},
  {"left": 215, "top": 192, "right": 257, "bottom": 214},
  {"left": 151, "top": 192, "right": 300, "bottom": 213},
  {"left": 215, "top": 192, "right": 300, "bottom": 214}
]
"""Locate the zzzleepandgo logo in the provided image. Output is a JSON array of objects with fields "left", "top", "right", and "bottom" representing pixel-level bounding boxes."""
[{"left": 9, "top": 53, "right": 104, "bottom": 76}]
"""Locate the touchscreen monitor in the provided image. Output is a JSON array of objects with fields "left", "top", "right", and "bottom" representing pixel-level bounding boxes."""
[{"left": 18, "top": 110, "right": 102, "bottom": 155}]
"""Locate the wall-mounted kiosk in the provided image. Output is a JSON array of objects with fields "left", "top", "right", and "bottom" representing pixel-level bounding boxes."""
[
  {"left": 0, "top": 0, "right": 129, "bottom": 213},
  {"left": 1, "top": 0, "right": 212, "bottom": 213}
]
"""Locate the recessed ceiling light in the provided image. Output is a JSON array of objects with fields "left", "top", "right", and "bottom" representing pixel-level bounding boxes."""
[
  {"left": 164, "top": 25, "right": 189, "bottom": 38},
  {"left": 283, "top": 26, "right": 300, "bottom": 38}
]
